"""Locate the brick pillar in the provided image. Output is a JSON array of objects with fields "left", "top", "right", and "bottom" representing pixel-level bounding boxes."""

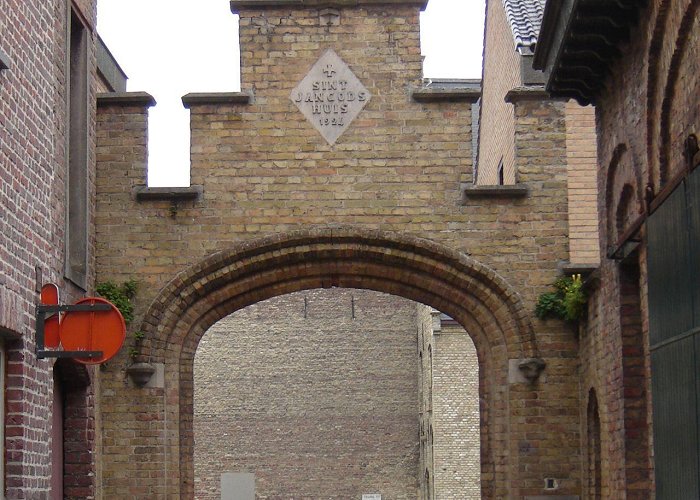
[{"left": 95, "top": 92, "right": 173, "bottom": 498}]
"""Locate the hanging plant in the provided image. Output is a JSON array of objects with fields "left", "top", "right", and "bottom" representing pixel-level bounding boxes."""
[
  {"left": 96, "top": 279, "right": 138, "bottom": 324},
  {"left": 535, "top": 274, "right": 587, "bottom": 322}
]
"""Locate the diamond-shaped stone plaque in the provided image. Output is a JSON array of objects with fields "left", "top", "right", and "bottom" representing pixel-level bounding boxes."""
[{"left": 291, "top": 49, "right": 371, "bottom": 145}]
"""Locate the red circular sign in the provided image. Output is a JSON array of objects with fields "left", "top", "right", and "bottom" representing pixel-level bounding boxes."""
[{"left": 59, "top": 297, "right": 126, "bottom": 364}]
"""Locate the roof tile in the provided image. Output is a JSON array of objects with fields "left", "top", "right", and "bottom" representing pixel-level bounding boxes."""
[{"left": 501, "top": 0, "right": 546, "bottom": 53}]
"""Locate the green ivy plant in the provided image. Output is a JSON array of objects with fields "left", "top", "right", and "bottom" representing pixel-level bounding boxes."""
[
  {"left": 96, "top": 279, "right": 138, "bottom": 324},
  {"left": 96, "top": 279, "right": 145, "bottom": 361},
  {"left": 535, "top": 274, "right": 587, "bottom": 322}
]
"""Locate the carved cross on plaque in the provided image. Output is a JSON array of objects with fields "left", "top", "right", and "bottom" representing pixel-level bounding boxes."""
[
  {"left": 323, "top": 64, "right": 336, "bottom": 77},
  {"left": 290, "top": 49, "right": 372, "bottom": 145}
]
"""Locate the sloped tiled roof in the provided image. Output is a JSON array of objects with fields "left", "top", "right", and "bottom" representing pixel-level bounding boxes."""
[{"left": 502, "top": 0, "right": 546, "bottom": 54}]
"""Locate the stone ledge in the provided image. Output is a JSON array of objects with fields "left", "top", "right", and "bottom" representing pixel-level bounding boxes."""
[
  {"left": 134, "top": 185, "right": 203, "bottom": 201},
  {"left": 461, "top": 183, "right": 529, "bottom": 200},
  {"left": 0, "top": 48, "right": 10, "bottom": 70},
  {"left": 504, "top": 85, "right": 561, "bottom": 103},
  {"left": 558, "top": 262, "right": 598, "bottom": 277},
  {"left": 97, "top": 92, "right": 156, "bottom": 108},
  {"left": 181, "top": 91, "right": 253, "bottom": 109},
  {"left": 412, "top": 87, "right": 480, "bottom": 103},
  {"left": 231, "top": 0, "right": 428, "bottom": 12}
]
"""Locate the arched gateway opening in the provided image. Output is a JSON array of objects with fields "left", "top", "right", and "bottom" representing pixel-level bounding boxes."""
[
  {"left": 135, "top": 228, "right": 540, "bottom": 498},
  {"left": 193, "top": 288, "right": 481, "bottom": 498}
]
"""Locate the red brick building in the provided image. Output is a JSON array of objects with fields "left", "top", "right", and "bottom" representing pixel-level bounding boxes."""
[
  {"left": 0, "top": 1, "right": 124, "bottom": 497},
  {"left": 536, "top": 0, "right": 700, "bottom": 497}
]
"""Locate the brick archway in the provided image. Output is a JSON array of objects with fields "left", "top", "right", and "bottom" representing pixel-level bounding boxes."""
[{"left": 137, "top": 227, "right": 540, "bottom": 497}]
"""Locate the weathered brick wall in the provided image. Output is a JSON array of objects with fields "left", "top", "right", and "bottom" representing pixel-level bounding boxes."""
[
  {"left": 476, "top": 0, "right": 521, "bottom": 184},
  {"left": 94, "top": 2, "right": 581, "bottom": 497},
  {"left": 193, "top": 288, "right": 419, "bottom": 499},
  {"left": 432, "top": 316, "right": 480, "bottom": 498},
  {"left": 417, "top": 308, "right": 481, "bottom": 499},
  {"left": 577, "top": 0, "right": 699, "bottom": 496},
  {"left": 564, "top": 102, "right": 599, "bottom": 265},
  {"left": 0, "top": 0, "right": 98, "bottom": 497},
  {"left": 416, "top": 304, "right": 434, "bottom": 499},
  {"left": 510, "top": 94, "right": 583, "bottom": 494}
]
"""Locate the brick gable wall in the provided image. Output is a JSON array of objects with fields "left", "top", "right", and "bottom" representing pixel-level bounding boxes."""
[{"left": 477, "top": 0, "right": 521, "bottom": 185}]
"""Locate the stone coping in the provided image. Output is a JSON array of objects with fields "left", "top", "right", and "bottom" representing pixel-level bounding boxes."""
[
  {"left": 558, "top": 262, "right": 598, "bottom": 277},
  {"left": 504, "top": 85, "right": 562, "bottom": 103},
  {"left": 181, "top": 91, "right": 253, "bottom": 109},
  {"left": 411, "top": 87, "right": 481, "bottom": 103},
  {"left": 97, "top": 92, "right": 156, "bottom": 107},
  {"left": 133, "top": 185, "right": 203, "bottom": 201},
  {"left": 97, "top": 35, "right": 127, "bottom": 92},
  {"left": 461, "top": 183, "right": 529, "bottom": 200},
  {"left": 0, "top": 48, "right": 10, "bottom": 70},
  {"left": 230, "top": 0, "right": 428, "bottom": 13}
]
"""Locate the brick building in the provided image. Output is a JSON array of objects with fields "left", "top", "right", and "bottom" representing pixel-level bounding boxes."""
[
  {"left": 194, "top": 289, "right": 424, "bottom": 499},
  {"left": 184, "top": 2, "right": 599, "bottom": 498},
  {"left": 0, "top": 0, "right": 124, "bottom": 498},
  {"left": 535, "top": 0, "right": 700, "bottom": 497},
  {"left": 193, "top": 289, "right": 480, "bottom": 499},
  {"left": 417, "top": 308, "right": 480, "bottom": 499},
  {"left": 93, "top": 0, "right": 584, "bottom": 497},
  {"left": 476, "top": 0, "right": 600, "bottom": 266}
]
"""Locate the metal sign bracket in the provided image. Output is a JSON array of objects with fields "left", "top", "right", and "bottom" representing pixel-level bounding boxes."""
[{"left": 35, "top": 303, "right": 109, "bottom": 360}]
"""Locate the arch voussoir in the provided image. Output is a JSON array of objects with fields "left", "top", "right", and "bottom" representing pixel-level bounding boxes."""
[{"left": 139, "top": 227, "right": 537, "bottom": 363}]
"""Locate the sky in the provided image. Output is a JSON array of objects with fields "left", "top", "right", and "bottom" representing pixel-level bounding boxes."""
[{"left": 97, "top": 0, "right": 485, "bottom": 186}]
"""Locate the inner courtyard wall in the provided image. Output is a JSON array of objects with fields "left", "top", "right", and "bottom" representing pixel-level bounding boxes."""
[
  {"left": 431, "top": 313, "right": 481, "bottom": 498},
  {"left": 193, "top": 288, "right": 420, "bottom": 499}
]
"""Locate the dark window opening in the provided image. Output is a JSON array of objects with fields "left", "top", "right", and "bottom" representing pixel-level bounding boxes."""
[
  {"left": 497, "top": 158, "right": 504, "bottom": 185},
  {"left": 587, "top": 389, "right": 602, "bottom": 500}
]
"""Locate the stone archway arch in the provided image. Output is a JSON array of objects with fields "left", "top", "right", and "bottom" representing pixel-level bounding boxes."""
[
  {"left": 139, "top": 227, "right": 537, "bottom": 360},
  {"left": 136, "top": 226, "right": 541, "bottom": 498}
]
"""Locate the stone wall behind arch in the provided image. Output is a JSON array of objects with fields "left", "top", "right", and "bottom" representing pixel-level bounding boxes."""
[{"left": 194, "top": 288, "right": 421, "bottom": 499}]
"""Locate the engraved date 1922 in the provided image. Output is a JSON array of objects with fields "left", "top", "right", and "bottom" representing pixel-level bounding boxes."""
[{"left": 319, "top": 116, "right": 345, "bottom": 126}]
